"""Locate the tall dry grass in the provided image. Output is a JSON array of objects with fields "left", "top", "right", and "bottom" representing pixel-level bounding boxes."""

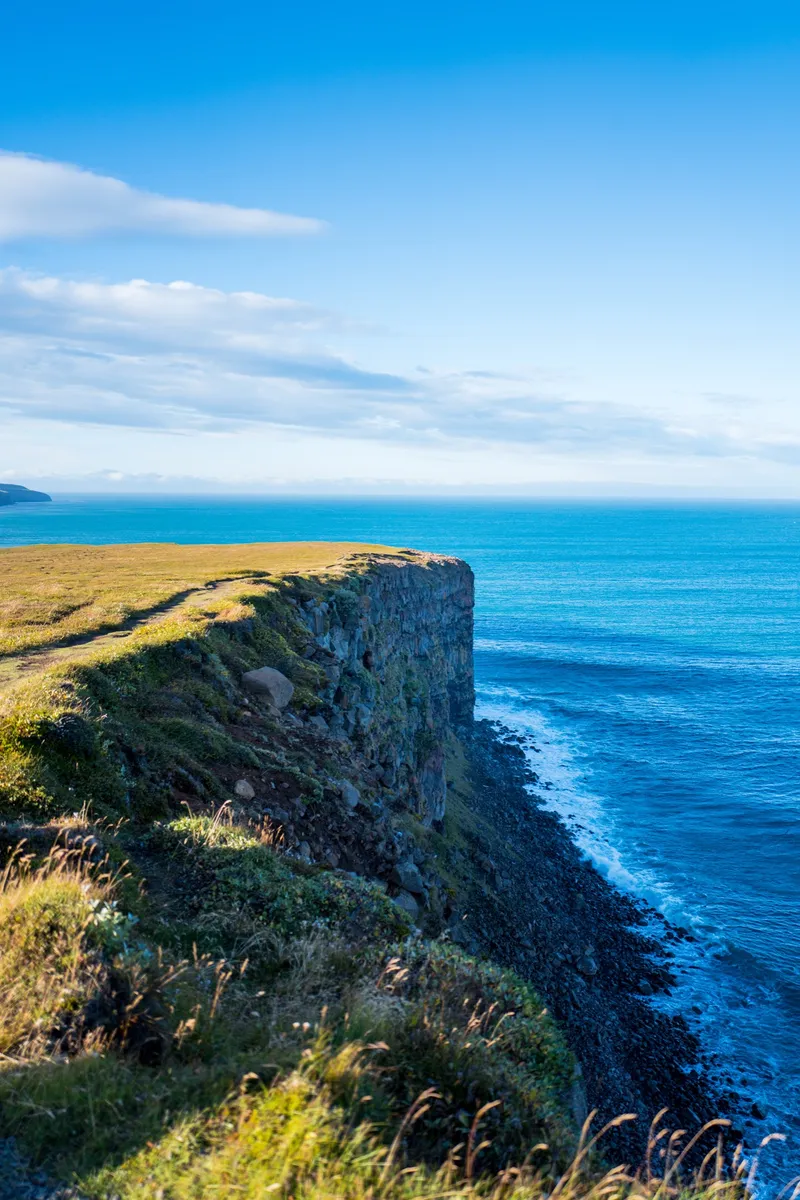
[
  {"left": 84, "top": 1031, "right": 794, "bottom": 1200},
  {"left": 0, "top": 838, "right": 113, "bottom": 1060}
]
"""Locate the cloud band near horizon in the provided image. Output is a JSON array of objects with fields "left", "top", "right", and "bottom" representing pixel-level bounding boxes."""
[{"left": 1, "top": 266, "right": 798, "bottom": 470}]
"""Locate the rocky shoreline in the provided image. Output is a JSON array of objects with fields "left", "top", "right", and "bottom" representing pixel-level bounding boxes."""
[{"left": 450, "top": 717, "right": 727, "bottom": 1163}]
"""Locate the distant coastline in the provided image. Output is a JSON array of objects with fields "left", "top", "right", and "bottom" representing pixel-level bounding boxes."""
[{"left": 0, "top": 483, "right": 52, "bottom": 507}]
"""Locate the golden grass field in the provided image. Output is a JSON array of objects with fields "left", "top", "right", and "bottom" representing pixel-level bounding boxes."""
[{"left": 0, "top": 541, "right": 401, "bottom": 658}]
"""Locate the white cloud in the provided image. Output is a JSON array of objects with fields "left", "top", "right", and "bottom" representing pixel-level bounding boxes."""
[
  {"left": 0, "top": 267, "right": 797, "bottom": 475},
  {"left": 2, "top": 268, "right": 337, "bottom": 342},
  {"left": 0, "top": 152, "right": 324, "bottom": 240}
]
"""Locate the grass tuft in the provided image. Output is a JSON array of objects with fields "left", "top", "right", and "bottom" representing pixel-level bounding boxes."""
[{"left": 0, "top": 843, "right": 109, "bottom": 1058}]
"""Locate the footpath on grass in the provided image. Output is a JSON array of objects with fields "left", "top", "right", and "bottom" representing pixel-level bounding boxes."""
[
  {"left": 0, "top": 541, "right": 408, "bottom": 691},
  {"left": 0, "top": 577, "right": 265, "bottom": 690}
]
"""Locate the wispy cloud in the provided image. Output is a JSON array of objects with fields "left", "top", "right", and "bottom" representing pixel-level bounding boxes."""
[
  {"left": 0, "top": 267, "right": 791, "bottom": 465},
  {"left": 0, "top": 152, "right": 324, "bottom": 240}
]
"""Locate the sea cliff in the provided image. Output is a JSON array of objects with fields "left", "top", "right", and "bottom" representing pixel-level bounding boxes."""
[
  {"left": 0, "top": 543, "right": 732, "bottom": 1198},
  {"left": 294, "top": 554, "right": 474, "bottom": 824}
]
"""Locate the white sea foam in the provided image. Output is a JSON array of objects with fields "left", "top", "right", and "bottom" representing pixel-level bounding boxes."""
[
  {"left": 476, "top": 685, "right": 700, "bottom": 928},
  {"left": 476, "top": 685, "right": 798, "bottom": 1184}
]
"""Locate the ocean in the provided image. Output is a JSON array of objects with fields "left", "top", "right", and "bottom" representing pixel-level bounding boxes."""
[{"left": 2, "top": 495, "right": 799, "bottom": 1176}]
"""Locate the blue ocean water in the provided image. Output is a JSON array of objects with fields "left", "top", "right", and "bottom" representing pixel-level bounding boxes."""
[{"left": 2, "top": 496, "right": 799, "bottom": 1174}]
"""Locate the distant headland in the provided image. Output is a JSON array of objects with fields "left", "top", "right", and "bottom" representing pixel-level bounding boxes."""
[{"left": 0, "top": 483, "right": 52, "bottom": 506}]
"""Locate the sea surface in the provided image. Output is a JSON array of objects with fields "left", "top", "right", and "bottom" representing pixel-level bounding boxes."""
[{"left": 2, "top": 496, "right": 799, "bottom": 1179}]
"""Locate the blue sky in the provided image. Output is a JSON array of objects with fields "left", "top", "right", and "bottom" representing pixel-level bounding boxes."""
[{"left": 1, "top": 1, "right": 799, "bottom": 493}]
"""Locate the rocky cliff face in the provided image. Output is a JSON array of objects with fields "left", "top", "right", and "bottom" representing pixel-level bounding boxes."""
[{"left": 295, "top": 554, "right": 474, "bottom": 825}]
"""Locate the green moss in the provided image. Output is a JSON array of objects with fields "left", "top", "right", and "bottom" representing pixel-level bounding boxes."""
[
  {"left": 330, "top": 585, "right": 360, "bottom": 625},
  {"left": 148, "top": 716, "right": 259, "bottom": 768}
]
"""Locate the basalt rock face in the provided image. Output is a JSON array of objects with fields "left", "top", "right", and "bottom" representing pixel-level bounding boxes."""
[{"left": 296, "top": 555, "right": 474, "bottom": 825}]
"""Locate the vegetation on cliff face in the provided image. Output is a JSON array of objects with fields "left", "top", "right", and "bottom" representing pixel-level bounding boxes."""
[{"left": 0, "top": 544, "right": 763, "bottom": 1198}]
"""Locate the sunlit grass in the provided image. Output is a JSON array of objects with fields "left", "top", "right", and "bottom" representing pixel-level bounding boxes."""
[
  {"left": 0, "top": 540, "right": 404, "bottom": 657},
  {"left": 83, "top": 1034, "right": 768, "bottom": 1200},
  {"left": 0, "top": 841, "right": 111, "bottom": 1058}
]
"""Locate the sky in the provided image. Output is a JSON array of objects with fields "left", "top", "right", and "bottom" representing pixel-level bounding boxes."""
[{"left": 1, "top": 0, "right": 799, "bottom": 495}]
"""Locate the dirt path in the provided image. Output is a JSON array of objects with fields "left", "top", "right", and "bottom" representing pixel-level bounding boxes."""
[{"left": 0, "top": 577, "right": 268, "bottom": 691}]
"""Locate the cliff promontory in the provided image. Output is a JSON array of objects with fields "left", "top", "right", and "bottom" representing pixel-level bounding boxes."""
[
  {"left": 0, "top": 482, "right": 52, "bottom": 505},
  {"left": 0, "top": 542, "right": 740, "bottom": 1199}
]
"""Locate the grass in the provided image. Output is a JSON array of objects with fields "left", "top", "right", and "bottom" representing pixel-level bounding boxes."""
[
  {"left": 0, "top": 836, "right": 581, "bottom": 1193},
  {"left": 0, "top": 845, "right": 763, "bottom": 1200},
  {"left": 0, "top": 844, "right": 107, "bottom": 1057},
  {"left": 147, "top": 811, "right": 411, "bottom": 954},
  {"left": 0, "top": 577, "right": 340, "bottom": 818},
  {"left": 72, "top": 1039, "right": 764, "bottom": 1200},
  {"left": 0, "top": 540, "right": 405, "bottom": 658}
]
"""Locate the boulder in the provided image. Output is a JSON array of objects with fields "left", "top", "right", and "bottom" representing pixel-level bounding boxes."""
[
  {"left": 380, "top": 761, "right": 397, "bottom": 787},
  {"left": 242, "top": 666, "right": 294, "bottom": 708},
  {"left": 354, "top": 703, "right": 373, "bottom": 730},
  {"left": 390, "top": 859, "right": 425, "bottom": 896},
  {"left": 427, "top": 884, "right": 444, "bottom": 919},
  {"left": 339, "top": 780, "right": 361, "bottom": 810},
  {"left": 265, "top": 806, "right": 291, "bottom": 825},
  {"left": 234, "top": 779, "right": 255, "bottom": 800},
  {"left": 576, "top": 951, "right": 599, "bottom": 978},
  {"left": 393, "top": 890, "right": 420, "bottom": 920}
]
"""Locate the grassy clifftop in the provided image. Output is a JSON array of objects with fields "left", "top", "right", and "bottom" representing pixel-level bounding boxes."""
[
  {"left": 0, "top": 541, "right": 406, "bottom": 657},
  {"left": 0, "top": 543, "right": 751, "bottom": 1199}
]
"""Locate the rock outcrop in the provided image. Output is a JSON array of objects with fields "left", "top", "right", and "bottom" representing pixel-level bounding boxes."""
[{"left": 295, "top": 554, "right": 474, "bottom": 825}]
